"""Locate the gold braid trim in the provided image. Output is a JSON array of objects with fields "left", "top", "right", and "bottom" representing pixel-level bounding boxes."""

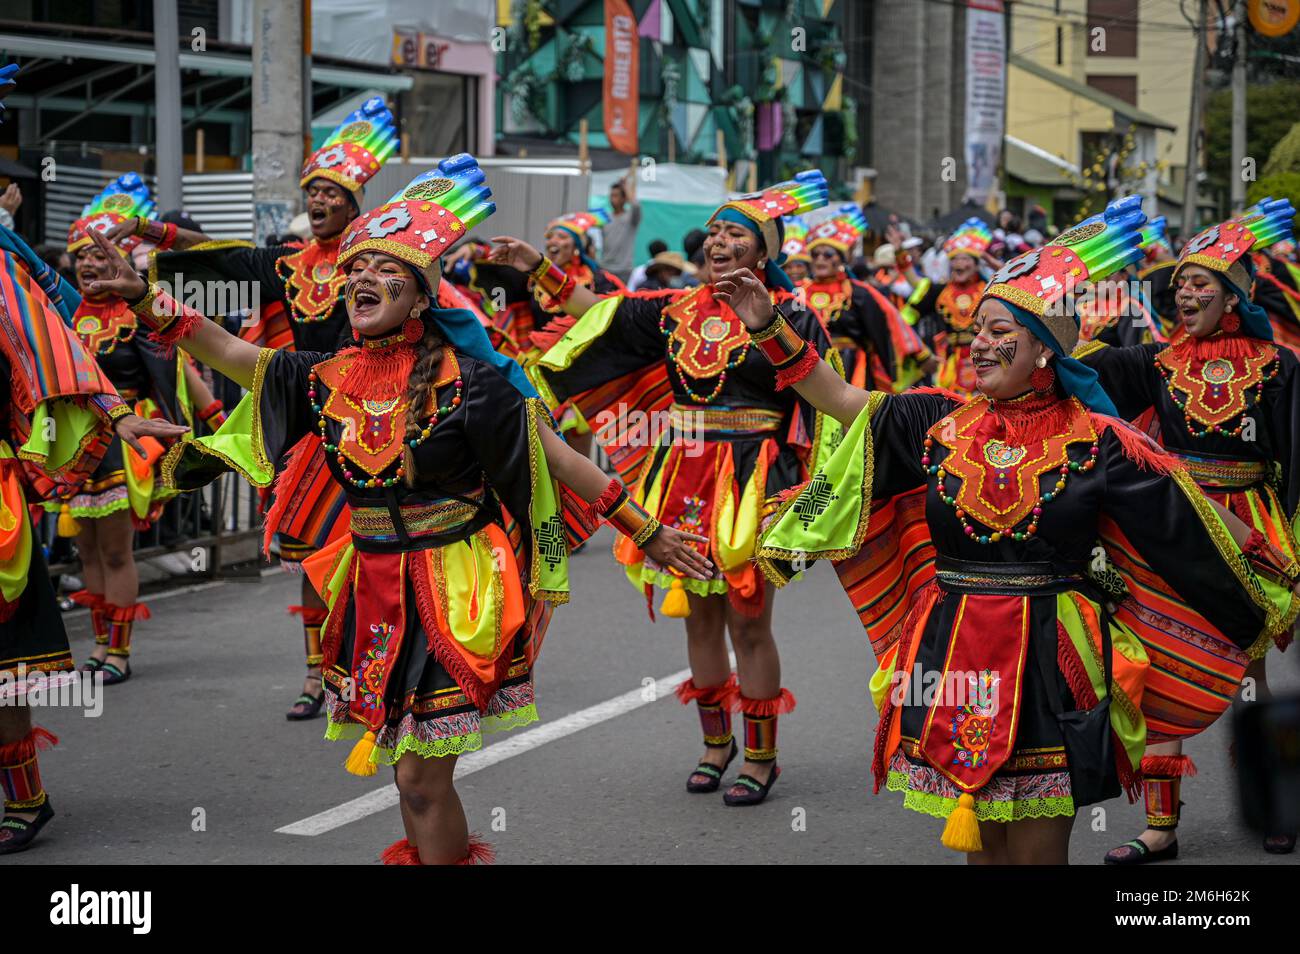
[
  {"left": 1171, "top": 467, "right": 1297, "bottom": 657},
  {"left": 525, "top": 397, "right": 569, "bottom": 605},
  {"left": 754, "top": 388, "right": 888, "bottom": 583},
  {"left": 1071, "top": 339, "right": 1108, "bottom": 360},
  {"left": 749, "top": 313, "right": 788, "bottom": 343}
]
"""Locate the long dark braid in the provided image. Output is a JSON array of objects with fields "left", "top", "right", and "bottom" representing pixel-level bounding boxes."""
[{"left": 402, "top": 316, "right": 445, "bottom": 488}]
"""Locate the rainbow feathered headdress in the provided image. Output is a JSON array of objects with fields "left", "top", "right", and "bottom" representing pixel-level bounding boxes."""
[
  {"left": 982, "top": 194, "right": 1147, "bottom": 353},
  {"left": 943, "top": 218, "right": 992, "bottom": 260},
  {"left": 548, "top": 209, "right": 609, "bottom": 240},
  {"left": 66, "top": 172, "right": 155, "bottom": 254},
  {"left": 300, "top": 96, "right": 398, "bottom": 199},
  {"left": 781, "top": 216, "right": 810, "bottom": 264},
  {"left": 337, "top": 153, "right": 494, "bottom": 291},
  {"left": 807, "top": 203, "right": 869, "bottom": 258},
  {"left": 709, "top": 170, "right": 829, "bottom": 263},
  {"left": 1176, "top": 197, "right": 1297, "bottom": 291},
  {"left": 1139, "top": 215, "right": 1171, "bottom": 258}
]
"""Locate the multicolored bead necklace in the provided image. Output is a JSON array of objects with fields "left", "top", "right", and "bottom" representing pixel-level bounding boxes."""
[
  {"left": 659, "top": 311, "right": 749, "bottom": 404},
  {"left": 1156, "top": 354, "right": 1278, "bottom": 439},
  {"left": 920, "top": 434, "right": 1100, "bottom": 544},
  {"left": 307, "top": 360, "right": 463, "bottom": 489}
]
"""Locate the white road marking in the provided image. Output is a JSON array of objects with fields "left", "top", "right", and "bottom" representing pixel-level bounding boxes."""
[{"left": 276, "top": 665, "right": 695, "bottom": 836}]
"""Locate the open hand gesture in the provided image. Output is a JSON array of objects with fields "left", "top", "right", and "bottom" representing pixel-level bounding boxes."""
[
  {"left": 84, "top": 229, "right": 147, "bottom": 300},
  {"left": 712, "top": 268, "right": 774, "bottom": 330},
  {"left": 642, "top": 525, "right": 714, "bottom": 582},
  {"left": 488, "top": 236, "right": 543, "bottom": 273},
  {"left": 114, "top": 414, "right": 190, "bottom": 456}
]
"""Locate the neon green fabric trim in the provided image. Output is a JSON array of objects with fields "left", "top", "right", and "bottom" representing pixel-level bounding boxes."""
[
  {"left": 161, "top": 348, "right": 277, "bottom": 491},
  {"left": 901, "top": 278, "right": 931, "bottom": 327},
  {"left": 886, "top": 771, "right": 1077, "bottom": 822},
  {"left": 869, "top": 642, "right": 901, "bottom": 714},
  {"left": 535, "top": 295, "right": 624, "bottom": 371},
  {"left": 626, "top": 561, "right": 729, "bottom": 599},
  {"left": 324, "top": 704, "right": 539, "bottom": 763},
  {"left": 63, "top": 497, "right": 130, "bottom": 519},
  {"left": 757, "top": 391, "right": 886, "bottom": 582},
  {"left": 1055, "top": 591, "right": 1147, "bottom": 775},
  {"left": 525, "top": 398, "right": 569, "bottom": 603},
  {"left": 0, "top": 442, "right": 33, "bottom": 606},
  {"left": 19, "top": 401, "right": 103, "bottom": 474}
]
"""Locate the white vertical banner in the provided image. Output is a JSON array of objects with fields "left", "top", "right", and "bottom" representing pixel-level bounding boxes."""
[{"left": 964, "top": 0, "right": 1006, "bottom": 205}]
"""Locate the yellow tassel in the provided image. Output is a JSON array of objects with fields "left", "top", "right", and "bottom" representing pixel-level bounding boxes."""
[
  {"left": 344, "top": 730, "right": 379, "bottom": 776},
  {"left": 660, "top": 577, "right": 691, "bottom": 618},
  {"left": 941, "top": 793, "right": 983, "bottom": 852},
  {"left": 57, "top": 503, "right": 81, "bottom": 538}
]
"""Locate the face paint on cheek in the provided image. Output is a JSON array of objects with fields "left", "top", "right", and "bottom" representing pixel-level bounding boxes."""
[
  {"left": 732, "top": 241, "right": 751, "bottom": 261},
  {"left": 1192, "top": 288, "right": 1217, "bottom": 312},
  {"left": 992, "top": 333, "right": 1018, "bottom": 368},
  {"left": 380, "top": 276, "right": 406, "bottom": 304}
]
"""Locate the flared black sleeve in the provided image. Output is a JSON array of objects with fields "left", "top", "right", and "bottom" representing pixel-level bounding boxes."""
[
  {"left": 869, "top": 391, "right": 961, "bottom": 498},
  {"left": 1099, "top": 427, "right": 1290, "bottom": 652},
  {"left": 458, "top": 356, "right": 542, "bottom": 540},
  {"left": 257, "top": 349, "right": 326, "bottom": 466},
  {"left": 153, "top": 243, "right": 291, "bottom": 310},
  {"left": 1265, "top": 347, "right": 1300, "bottom": 521},
  {"left": 540, "top": 293, "right": 670, "bottom": 403},
  {"left": 1074, "top": 342, "right": 1161, "bottom": 421}
]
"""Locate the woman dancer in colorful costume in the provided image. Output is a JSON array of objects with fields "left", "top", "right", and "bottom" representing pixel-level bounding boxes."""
[
  {"left": 59, "top": 174, "right": 204, "bottom": 684},
  {"left": 143, "top": 98, "right": 398, "bottom": 718},
  {"left": 898, "top": 218, "right": 994, "bottom": 397},
  {"left": 0, "top": 224, "right": 187, "bottom": 852},
  {"left": 801, "top": 204, "right": 935, "bottom": 391},
  {"left": 87, "top": 157, "right": 708, "bottom": 865},
  {"left": 733, "top": 196, "right": 1297, "bottom": 863},
  {"left": 779, "top": 216, "right": 811, "bottom": 284},
  {"left": 1074, "top": 198, "right": 1300, "bottom": 861},
  {"left": 1076, "top": 216, "right": 1173, "bottom": 347},
  {"left": 495, "top": 172, "right": 838, "bottom": 805}
]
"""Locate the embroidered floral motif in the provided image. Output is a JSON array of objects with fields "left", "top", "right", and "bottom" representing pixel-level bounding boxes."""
[
  {"left": 278, "top": 236, "right": 345, "bottom": 323},
  {"left": 665, "top": 287, "right": 751, "bottom": 380},
  {"left": 74, "top": 300, "right": 138, "bottom": 355},
  {"left": 357, "top": 621, "right": 396, "bottom": 711},
  {"left": 951, "top": 670, "right": 999, "bottom": 769},
  {"left": 1156, "top": 337, "right": 1278, "bottom": 432}
]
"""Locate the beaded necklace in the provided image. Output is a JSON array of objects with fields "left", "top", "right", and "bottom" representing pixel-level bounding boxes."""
[
  {"left": 1156, "top": 349, "right": 1278, "bottom": 439},
  {"left": 659, "top": 286, "right": 751, "bottom": 404},
  {"left": 307, "top": 331, "right": 463, "bottom": 489},
  {"left": 920, "top": 404, "right": 1100, "bottom": 545}
]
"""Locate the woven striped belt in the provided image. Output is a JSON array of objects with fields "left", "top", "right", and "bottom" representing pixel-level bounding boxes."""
[
  {"left": 668, "top": 403, "right": 784, "bottom": 438},
  {"left": 831, "top": 335, "right": 859, "bottom": 351},
  {"left": 1166, "top": 450, "right": 1269, "bottom": 490},
  {"left": 935, "top": 558, "right": 1082, "bottom": 595},
  {"left": 350, "top": 497, "right": 481, "bottom": 544}
]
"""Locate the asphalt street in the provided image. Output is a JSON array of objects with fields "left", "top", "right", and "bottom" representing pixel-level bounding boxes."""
[{"left": 8, "top": 526, "right": 1300, "bottom": 866}]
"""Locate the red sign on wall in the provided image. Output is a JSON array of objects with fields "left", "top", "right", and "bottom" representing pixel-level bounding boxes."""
[{"left": 604, "top": 0, "right": 639, "bottom": 155}]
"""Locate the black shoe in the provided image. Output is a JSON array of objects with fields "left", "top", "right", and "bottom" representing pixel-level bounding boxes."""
[
  {"left": 723, "top": 764, "right": 781, "bottom": 806},
  {"left": 686, "top": 740, "right": 737, "bottom": 794},
  {"left": 0, "top": 799, "right": 54, "bottom": 855},
  {"left": 1104, "top": 837, "right": 1179, "bottom": 865},
  {"left": 100, "top": 659, "right": 131, "bottom": 685},
  {"left": 79, "top": 657, "right": 103, "bottom": 673},
  {"left": 286, "top": 690, "right": 325, "bottom": 721},
  {"left": 1264, "top": 833, "right": 1297, "bottom": 855}
]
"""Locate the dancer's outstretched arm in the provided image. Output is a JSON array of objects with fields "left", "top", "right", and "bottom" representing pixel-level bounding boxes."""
[
  {"left": 714, "top": 266, "right": 870, "bottom": 428},
  {"left": 84, "top": 230, "right": 262, "bottom": 388}
]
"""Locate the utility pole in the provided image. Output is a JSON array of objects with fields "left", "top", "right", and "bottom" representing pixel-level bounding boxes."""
[
  {"left": 1230, "top": 0, "right": 1248, "bottom": 214},
  {"left": 1182, "top": 0, "right": 1207, "bottom": 235},
  {"left": 152, "top": 0, "right": 183, "bottom": 211},
  {"left": 251, "top": 0, "right": 304, "bottom": 244}
]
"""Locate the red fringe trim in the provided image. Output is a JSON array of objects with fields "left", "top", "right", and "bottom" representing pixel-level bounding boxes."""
[
  {"left": 67, "top": 589, "right": 103, "bottom": 609},
  {"left": 622, "top": 287, "right": 683, "bottom": 300},
  {"left": 319, "top": 573, "right": 352, "bottom": 668},
  {"left": 263, "top": 438, "right": 315, "bottom": 556},
  {"left": 1140, "top": 754, "right": 1198, "bottom": 778},
  {"left": 871, "top": 580, "right": 938, "bottom": 792},
  {"left": 457, "top": 833, "right": 496, "bottom": 865},
  {"left": 380, "top": 838, "right": 421, "bottom": 865},
  {"left": 146, "top": 295, "right": 206, "bottom": 359},
  {"left": 996, "top": 397, "right": 1077, "bottom": 447},
  {"left": 409, "top": 553, "right": 508, "bottom": 713},
  {"left": 675, "top": 672, "right": 738, "bottom": 707},
  {"left": 288, "top": 604, "right": 328, "bottom": 626},
  {"left": 329, "top": 344, "right": 418, "bottom": 403},
  {"left": 908, "top": 385, "right": 968, "bottom": 403},
  {"left": 0, "top": 726, "right": 59, "bottom": 765},
  {"left": 1091, "top": 415, "right": 1180, "bottom": 475},
  {"left": 588, "top": 478, "right": 623, "bottom": 523},
  {"left": 1169, "top": 332, "right": 1264, "bottom": 362},
  {"left": 102, "top": 601, "right": 150, "bottom": 623},
  {"left": 773, "top": 345, "right": 819, "bottom": 391},
  {"left": 643, "top": 582, "right": 656, "bottom": 623},
  {"left": 735, "top": 687, "right": 797, "bottom": 716},
  {"left": 1117, "top": 746, "right": 1142, "bottom": 803},
  {"left": 527, "top": 314, "right": 577, "bottom": 352}
]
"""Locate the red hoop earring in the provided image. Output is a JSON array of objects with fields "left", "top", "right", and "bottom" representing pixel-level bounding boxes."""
[
  {"left": 1220, "top": 308, "right": 1240, "bottom": 334},
  {"left": 1030, "top": 361, "right": 1056, "bottom": 393},
  {"left": 402, "top": 316, "right": 424, "bottom": 343}
]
